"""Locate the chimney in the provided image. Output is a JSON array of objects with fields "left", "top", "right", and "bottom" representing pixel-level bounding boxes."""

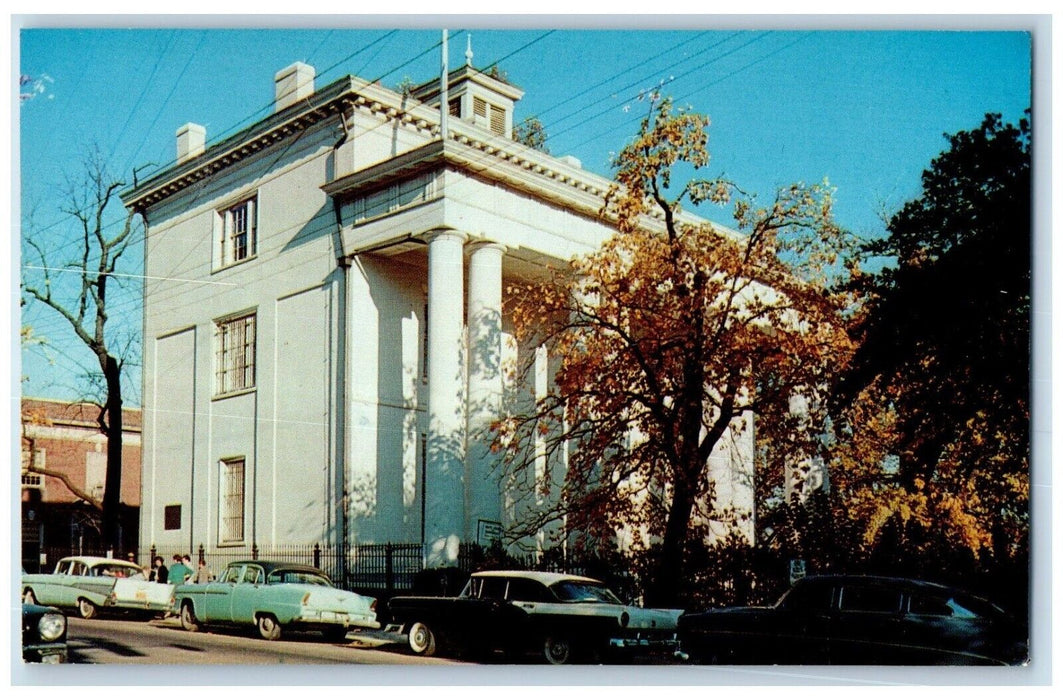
[
  {"left": 274, "top": 62, "right": 316, "bottom": 112},
  {"left": 176, "top": 123, "right": 206, "bottom": 163}
]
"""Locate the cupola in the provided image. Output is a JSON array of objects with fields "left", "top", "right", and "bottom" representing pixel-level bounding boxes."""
[{"left": 410, "top": 37, "right": 524, "bottom": 139}]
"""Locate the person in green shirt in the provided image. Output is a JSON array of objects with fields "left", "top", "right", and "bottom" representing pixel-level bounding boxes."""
[{"left": 168, "top": 554, "right": 192, "bottom": 584}]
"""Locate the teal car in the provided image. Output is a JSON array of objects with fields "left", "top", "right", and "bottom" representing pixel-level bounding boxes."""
[
  {"left": 174, "top": 560, "right": 380, "bottom": 641},
  {"left": 22, "top": 556, "right": 175, "bottom": 619}
]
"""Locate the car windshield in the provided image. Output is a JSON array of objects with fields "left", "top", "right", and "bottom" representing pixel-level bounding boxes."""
[
  {"left": 266, "top": 570, "right": 332, "bottom": 586},
  {"left": 93, "top": 564, "right": 146, "bottom": 580},
  {"left": 550, "top": 580, "right": 622, "bottom": 604}
]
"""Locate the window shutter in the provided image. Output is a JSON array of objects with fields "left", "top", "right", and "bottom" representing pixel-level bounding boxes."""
[{"left": 490, "top": 105, "right": 505, "bottom": 136}]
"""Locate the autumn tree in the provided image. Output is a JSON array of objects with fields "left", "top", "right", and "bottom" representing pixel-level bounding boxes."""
[
  {"left": 21, "top": 147, "right": 145, "bottom": 551},
  {"left": 497, "top": 96, "right": 858, "bottom": 606},
  {"left": 829, "top": 113, "right": 1031, "bottom": 581}
]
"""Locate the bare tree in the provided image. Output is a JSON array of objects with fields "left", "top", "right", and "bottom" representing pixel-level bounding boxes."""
[{"left": 21, "top": 147, "right": 145, "bottom": 550}]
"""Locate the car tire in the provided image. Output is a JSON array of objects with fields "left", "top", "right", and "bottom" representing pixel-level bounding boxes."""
[
  {"left": 77, "top": 598, "right": 98, "bottom": 620},
  {"left": 543, "top": 635, "right": 573, "bottom": 665},
  {"left": 22, "top": 589, "right": 37, "bottom": 605},
  {"left": 257, "top": 614, "right": 282, "bottom": 641},
  {"left": 407, "top": 621, "right": 437, "bottom": 656},
  {"left": 180, "top": 602, "right": 201, "bottom": 632}
]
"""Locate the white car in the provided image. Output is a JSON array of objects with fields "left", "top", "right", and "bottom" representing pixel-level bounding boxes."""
[{"left": 22, "top": 556, "right": 175, "bottom": 619}]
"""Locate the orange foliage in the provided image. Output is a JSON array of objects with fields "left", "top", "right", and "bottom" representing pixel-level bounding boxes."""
[{"left": 495, "top": 97, "right": 859, "bottom": 604}]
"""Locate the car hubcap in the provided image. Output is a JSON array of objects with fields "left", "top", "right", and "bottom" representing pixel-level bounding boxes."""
[{"left": 546, "top": 638, "right": 570, "bottom": 664}]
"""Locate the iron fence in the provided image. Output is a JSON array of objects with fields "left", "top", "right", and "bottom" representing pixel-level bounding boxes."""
[{"left": 32, "top": 541, "right": 652, "bottom": 603}]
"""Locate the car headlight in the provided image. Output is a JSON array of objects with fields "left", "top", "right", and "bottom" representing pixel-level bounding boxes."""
[{"left": 38, "top": 613, "right": 66, "bottom": 642}]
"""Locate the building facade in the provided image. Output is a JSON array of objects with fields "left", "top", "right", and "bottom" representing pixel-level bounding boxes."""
[
  {"left": 20, "top": 398, "right": 142, "bottom": 571},
  {"left": 123, "top": 56, "right": 754, "bottom": 565}
]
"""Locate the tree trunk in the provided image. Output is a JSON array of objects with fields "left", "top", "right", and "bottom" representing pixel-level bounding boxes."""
[
  {"left": 646, "top": 477, "right": 696, "bottom": 607},
  {"left": 101, "top": 354, "right": 124, "bottom": 551}
]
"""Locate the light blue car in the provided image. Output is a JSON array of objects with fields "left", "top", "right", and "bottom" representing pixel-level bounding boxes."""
[
  {"left": 22, "top": 556, "right": 175, "bottom": 619},
  {"left": 173, "top": 560, "right": 380, "bottom": 641}
]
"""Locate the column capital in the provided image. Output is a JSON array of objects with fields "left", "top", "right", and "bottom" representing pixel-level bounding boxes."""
[
  {"left": 467, "top": 240, "right": 507, "bottom": 257},
  {"left": 424, "top": 228, "right": 469, "bottom": 246}
]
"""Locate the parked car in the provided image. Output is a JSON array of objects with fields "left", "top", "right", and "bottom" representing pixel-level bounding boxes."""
[
  {"left": 677, "top": 574, "right": 1028, "bottom": 665},
  {"left": 386, "top": 570, "right": 683, "bottom": 664},
  {"left": 22, "top": 556, "right": 175, "bottom": 619},
  {"left": 22, "top": 603, "right": 68, "bottom": 664},
  {"left": 173, "top": 560, "right": 380, "bottom": 641}
]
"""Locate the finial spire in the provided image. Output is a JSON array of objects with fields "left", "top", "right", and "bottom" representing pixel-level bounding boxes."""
[{"left": 465, "top": 35, "right": 473, "bottom": 67}]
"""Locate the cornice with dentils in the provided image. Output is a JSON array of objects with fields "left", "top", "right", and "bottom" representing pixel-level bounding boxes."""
[
  {"left": 120, "top": 72, "right": 732, "bottom": 240},
  {"left": 121, "top": 74, "right": 608, "bottom": 213}
]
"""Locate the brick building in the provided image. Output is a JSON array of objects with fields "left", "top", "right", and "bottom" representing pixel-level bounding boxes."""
[{"left": 20, "top": 397, "right": 142, "bottom": 571}]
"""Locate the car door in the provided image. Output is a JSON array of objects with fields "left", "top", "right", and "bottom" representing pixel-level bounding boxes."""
[
  {"left": 829, "top": 582, "right": 906, "bottom": 663},
  {"left": 229, "top": 564, "right": 265, "bottom": 624},
  {"left": 502, "top": 578, "right": 548, "bottom": 645},
  {"left": 468, "top": 576, "right": 512, "bottom": 651},
  {"left": 765, "top": 578, "right": 836, "bottom": 664},
  {"left": 203, "top": 564, "right": 244, "bottom": 622},
  {"left": 39, "top": 559, "right": 74, "bottom": 606}
]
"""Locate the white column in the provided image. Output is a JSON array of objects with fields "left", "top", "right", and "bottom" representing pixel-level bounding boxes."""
[
  {"left": 424, "top": 229, "right": 468, "bottom": 566},
  {"left": 465, "top": 242, "right": 506, "bottom": 543}
]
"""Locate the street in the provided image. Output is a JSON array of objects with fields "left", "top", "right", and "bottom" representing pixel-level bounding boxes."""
[{"left": 65, "top": 616, "right": 461, "bottom": 665}]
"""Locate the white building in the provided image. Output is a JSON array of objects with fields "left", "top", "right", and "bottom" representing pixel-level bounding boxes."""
[{"left": 123, "top": 54, "right": 755, "bottom": 565}]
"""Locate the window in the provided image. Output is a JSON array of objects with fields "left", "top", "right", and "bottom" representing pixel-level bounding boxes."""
[
  {"left": 220, "top": 458, "right": 246, "bottom": 543},
  {"left": 21, "top": 448, "right": 45, "bottom": 489},
  {"left": 215, "top": 313, "right": 256, "bottom": 395},
  {"left": 839, "top": 585, "right": 902, "bottom": 614},
  {"left": 478, "top": 577, "right": 508, "bottom": 600},
  {"left": 220, "top": 197, "right": 256, "bottom": 265},
  {"left": 779, "top": 579, "right": 834, "bottom": 612},
  {"left": 448, "top": 97, "right": 460, "bottom": 117},
  {"left": 242, "top": 565, "right": 263, "bottom": 584},
  {"left": 164, "top": 505, "right": 182, "bottom": 531},
  {"left": 507, "top": 579, "right": 551, "bottom": 603},
  {"left": 344, "top": 173, "right": 437, "bottom": 225},
  {"left": 86, "top": 451, "right": 106, "bottom": 500}
]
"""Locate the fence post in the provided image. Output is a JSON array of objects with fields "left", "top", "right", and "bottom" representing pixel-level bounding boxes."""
[
  {"left": 385, "top": 544, "right": 395, "bottom": 599},
  {"left": 313, "top": 543, "right": 321, "bottom": 570}
]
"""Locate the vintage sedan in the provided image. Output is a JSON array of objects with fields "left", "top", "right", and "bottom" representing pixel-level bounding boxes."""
[
  {"left": 677, "top": 574, "right": 1028, "bottom": 665},
  {"left": 22, "top": 603, "right": 68, "bottom": 664},
  {"left": 386, "top": 570, "right": 683, "bottom": 664},
  {"left": 173, "top": 560, "right": 380, "bottom": 641},
  {"left": 22, "top": 556, "right": 175, "bottom": 619}
]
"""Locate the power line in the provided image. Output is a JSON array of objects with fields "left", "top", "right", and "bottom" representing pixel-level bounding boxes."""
[{"left": 22, "top": 29, "right": 786, "bottom": 336}]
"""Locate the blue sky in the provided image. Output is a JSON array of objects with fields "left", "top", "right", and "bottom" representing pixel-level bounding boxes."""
[{"left": 15, "top": 24, "right": 1033, "bottom": 405}]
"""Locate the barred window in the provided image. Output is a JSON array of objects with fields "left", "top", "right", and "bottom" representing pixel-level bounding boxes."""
[
  {"left": 220, "top": 458, "right": 246, "bottom": 544},
  {"left": 222, "top": 197, "right": 257, "bottom": 265},
  {"left": 215, "top": 313, "right": 256, "bottom": 396}
]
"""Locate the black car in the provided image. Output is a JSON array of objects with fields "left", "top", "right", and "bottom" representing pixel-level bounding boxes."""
[
  {"left": 22, "top": 603, "right": 68, "bottom": 664},
  {"left": 387, "top": 570, "right": 682, "bottom": 663},
  {"left": 677, "top": 574, "right": 1028, "bottom": 666}
]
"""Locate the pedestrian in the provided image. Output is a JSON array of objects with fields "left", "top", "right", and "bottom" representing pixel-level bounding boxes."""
[
  {"left": 192, "top": 558, "right": 214, "bottom": 584},
  {"left": 149, "top": 556, "right": 168, "bottom": 584},
  {"left": 168, "top": 554, "right": 192, "bottom": 584}
]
